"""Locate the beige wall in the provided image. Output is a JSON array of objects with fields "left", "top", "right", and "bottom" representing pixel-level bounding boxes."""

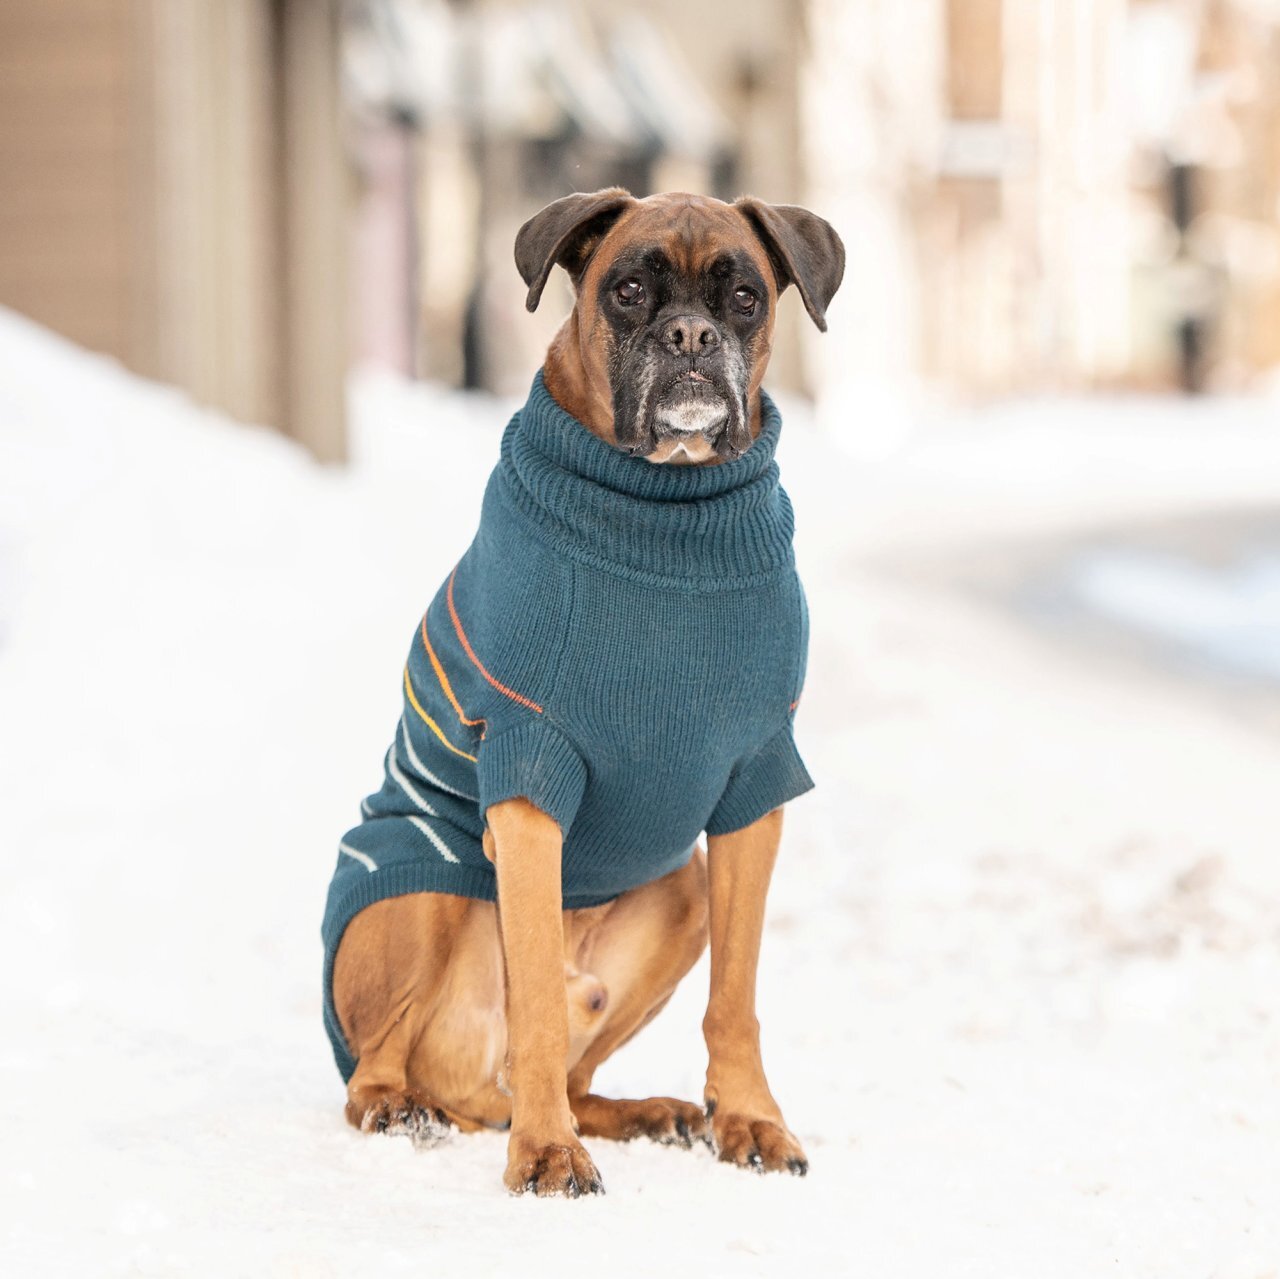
[
  {"left": 0, "top": 0, "right": 347, "bottom": 461},
  {"left": 0, "top": 0, "right": 140, "bottom": 361}
]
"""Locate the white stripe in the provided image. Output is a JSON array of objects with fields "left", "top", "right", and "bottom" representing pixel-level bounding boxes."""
[
  {"left": 407, "top": 815, "right": 460, "bottom": 864},
  {"left": 339, "top": 841, "right": 378, "bottom": 872},
  {"left": 386, "top": 745, "right": 439, "bottom": 817},
  {"left": 399, "top": 718, "right": 475, "bottom": 801},
  {"left": 360, "top": 798, "right": 373, "bottom": 818}
]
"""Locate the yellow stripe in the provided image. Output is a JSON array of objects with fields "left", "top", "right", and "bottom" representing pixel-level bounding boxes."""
[{"left": 403, "top": 667, "right": 478, "bottom": 762}]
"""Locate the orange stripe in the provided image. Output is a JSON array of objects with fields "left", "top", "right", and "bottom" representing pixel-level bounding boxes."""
[
  {"left": 789, "top": 698, "right": 800, "bottom": 712},
  {"left": 403, "top": 667, "right": 478, "bottom": 761},
  {"left": 421, "top": 613, "right": 487, "bottom": 734},
  {"left": 446, "top": 567, "right": 544, "bottom": 714}
]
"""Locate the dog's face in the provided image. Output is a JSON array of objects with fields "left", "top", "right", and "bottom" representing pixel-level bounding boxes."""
[
  {"left": 586, "top": 201, "right": 776, "bottom": 464},
  {"left": 516, "top": 191, "right": 845, "bottom": 464}
]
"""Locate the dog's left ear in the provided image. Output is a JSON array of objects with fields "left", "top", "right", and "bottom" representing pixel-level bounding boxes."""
[
  {"left": 515, "top": 188, "right": 635, "bottom": 312},
  {"left": 735, "top": 198, "right": 845, "bottom": 331}
]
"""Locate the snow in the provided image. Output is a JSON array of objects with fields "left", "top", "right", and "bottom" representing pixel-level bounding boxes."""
[
  {"left": 3, "top": 303, "right": 1280, "bottom": 1277},
  {"left": 1061, "top": 545, "right": 1280, "bottom": 683}
]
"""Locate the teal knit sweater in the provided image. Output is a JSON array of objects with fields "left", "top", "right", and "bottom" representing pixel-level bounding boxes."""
[{"left": 321, "top": 371, "right": 813, "bottom": 1080}]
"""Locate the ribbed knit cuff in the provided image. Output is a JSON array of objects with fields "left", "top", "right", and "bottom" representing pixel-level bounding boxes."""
[
  {"left": 705, "top": 726, "right": 815, "bottom": 836},
  {"left": 476, "top": 720, "right": 588, "bottom": 836}
]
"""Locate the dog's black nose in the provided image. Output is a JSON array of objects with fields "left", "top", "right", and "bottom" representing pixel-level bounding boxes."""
[{"left": 659, "top": 315, "right": 720, "bottom": 357}]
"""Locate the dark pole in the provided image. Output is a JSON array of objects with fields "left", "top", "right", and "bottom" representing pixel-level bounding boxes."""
[
  {"left": 1168, "top": 159, "right": 1205, "bottom": 395},
  {"left": 453, "top": 0, "right": 489, "bottom": 391}
]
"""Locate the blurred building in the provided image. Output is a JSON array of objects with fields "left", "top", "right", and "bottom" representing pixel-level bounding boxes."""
[
  {"left": 344, "top": 0, "right": 808, "bottom": 396},
  {"left": 1, "top": 0, "right": 1278, "bottom": 464},
  {"left": 806, "top": 0, "right": 1280, "bottom": 404},
  {"left": 0, "top": 0, "right": 347, "bottom": 460}
]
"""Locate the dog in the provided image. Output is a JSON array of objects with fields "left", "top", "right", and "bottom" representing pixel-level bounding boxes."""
[{"left": 322, "top": 189, "right": 844, "bottom": 1197}]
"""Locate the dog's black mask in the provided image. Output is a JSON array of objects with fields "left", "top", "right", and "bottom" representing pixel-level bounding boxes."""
[{"left": 597, "top": 246, "right": 770, "bottom": 463}]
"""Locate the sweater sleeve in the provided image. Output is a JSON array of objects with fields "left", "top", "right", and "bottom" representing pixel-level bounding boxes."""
[
  {"left": 705, "top": 724, "right": 814, "bottom": 837},
  {"left": 475, "top": 718, "right": 588, "bottom": 835}
]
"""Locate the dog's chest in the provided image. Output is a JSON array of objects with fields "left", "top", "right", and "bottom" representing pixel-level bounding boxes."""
[{"left": 553, "top": 568, "right": 806, "bottom": 761}]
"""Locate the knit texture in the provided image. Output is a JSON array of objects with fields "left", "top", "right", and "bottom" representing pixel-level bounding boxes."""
[{"left": 321, "top": 371, "right": 813, "bottom": 1080}]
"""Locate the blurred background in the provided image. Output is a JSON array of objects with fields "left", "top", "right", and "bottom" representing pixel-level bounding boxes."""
[
  {"left": 3, "top": 2, "right": 1280, "bottom": 1272},
  {"left": 4, "top": 0, "right": 1280, "bottom": 459}
]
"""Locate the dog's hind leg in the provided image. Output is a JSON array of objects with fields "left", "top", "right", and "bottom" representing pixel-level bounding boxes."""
[
  {"left": 333, "top": 891, "right": 484, "bottom": 1145},
  {"left": 564, "top": 848, "right": 710, "bottom": 1146}
]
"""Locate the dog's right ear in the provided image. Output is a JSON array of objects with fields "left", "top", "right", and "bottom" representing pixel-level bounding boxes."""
[{"left": 514, "top": 188, "right": 634, "bottom": 312}]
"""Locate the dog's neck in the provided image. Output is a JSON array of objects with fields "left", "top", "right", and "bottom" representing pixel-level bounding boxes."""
[
  {"left": 541, "top": 313, "right": 763, "bottom": 466},
  {"left": 541, "top": 313, "right": 616, "bottom": 447}
]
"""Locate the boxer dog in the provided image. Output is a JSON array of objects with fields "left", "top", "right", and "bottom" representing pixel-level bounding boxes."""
[{"left": 328, "top": 190, "right": 844, "bottom": 1197}]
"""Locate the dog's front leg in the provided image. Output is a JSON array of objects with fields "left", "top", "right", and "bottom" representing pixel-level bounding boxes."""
[
  {"left": 486, "top": 797, "right": 604, "bottom": 1197},
  {"left": 703, "top": 807, "right": 808, "bottom": 1175}
]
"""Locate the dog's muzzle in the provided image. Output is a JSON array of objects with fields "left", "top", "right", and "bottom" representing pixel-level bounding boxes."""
[
  {"left": 651, "top": 314, "right": 731, "bottom": 439},
  {"left": 655, "top": 371, "right": 730, "bottom": 438}
]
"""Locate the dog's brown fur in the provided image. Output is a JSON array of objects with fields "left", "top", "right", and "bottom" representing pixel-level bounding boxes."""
[{"left": 334, "top": 190, "right": 841, "bottom": 1196}]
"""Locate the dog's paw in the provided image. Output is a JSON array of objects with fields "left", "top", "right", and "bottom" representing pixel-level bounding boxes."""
[
  {"left": 709, "top": 1110, "right": 808, "bottom": 1176},
  {"left": 572, "top": 1094, "right": 707, "bottom": 1148},
  {"left": 347, "top": 1089, "right": 452, "bottom": 1150},
  {"left": 504, "top": 1137, "right": 604, "bottom": 1198}
]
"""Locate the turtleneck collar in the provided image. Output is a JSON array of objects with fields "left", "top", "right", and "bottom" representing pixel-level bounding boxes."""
[
  {"left": 516, "top": 370, "right": 782, "bottom": 500},
  {"left": 492, "top": 371, "right": 796, "bottom": 590}
]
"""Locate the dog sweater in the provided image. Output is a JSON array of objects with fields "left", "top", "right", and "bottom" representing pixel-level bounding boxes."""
[{"left": 321, "top": 371, "right": 813, "bottom": 1080}]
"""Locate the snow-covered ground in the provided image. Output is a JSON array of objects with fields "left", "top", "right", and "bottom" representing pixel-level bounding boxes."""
[
  {"left": 3, "top": 304, "right": 1280, "bottom": 1277},
  {"left": 1057, "top": 543, "right": 1280, "bottom": 684}
]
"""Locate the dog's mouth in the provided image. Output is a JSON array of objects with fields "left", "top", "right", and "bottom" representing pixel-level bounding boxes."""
[
  {"left": 612, "top": 343, "right": 753, "bottom": 464},
  {"left": 653, "top": 371, "right": 730, "bottom": 440}
]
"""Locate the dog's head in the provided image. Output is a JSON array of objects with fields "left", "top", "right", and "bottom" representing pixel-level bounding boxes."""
[{"left": 516, "top": 190, "right": 844, "bottom": 464}]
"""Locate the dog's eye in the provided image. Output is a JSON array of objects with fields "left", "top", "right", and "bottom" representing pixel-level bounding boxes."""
[
  {"left": 731, "top": 287, "right": 757, "bottom": 315},
  {"left": 615, "top": 279, "right": 645, "bottom": 306}
]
